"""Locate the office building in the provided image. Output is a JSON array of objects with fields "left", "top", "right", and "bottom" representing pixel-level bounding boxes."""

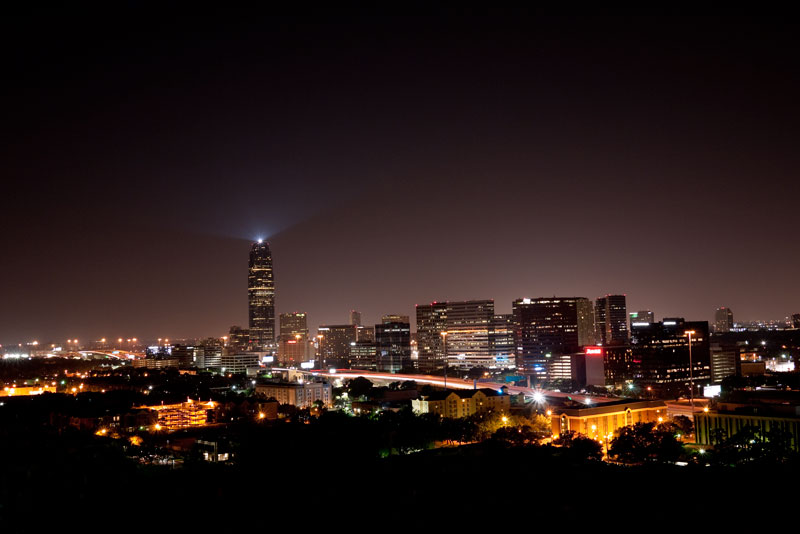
[
  {"left": 416, "top": 300, "right": 507, "bottom": 372},
  {"left": 630, "top": 318, "right": 711, "bottom": 392},
  {"left": 710, "top": 342, "right": 739, "bottom": 383},
  {"left": 350, "top": 310, "right": 362, "bottom": 326},
  {"left": 375, "top": 320, "right": 411, "bottom": 373},
  {"left": 603, "top": 345, "right": 636, "bottom": 387},
  {"left": 355, "top": 325, "right": 375, "bottom": 342},
  {"left": 219, "top": 353, "right": 261, "bottom": 374},
  {"left": 442, "top": 300, "right": 495, "bottom": 369},
  {"left": 382, "top": 314, "right": 410, "bottom": 324},
  {"left": 416, "top": 302, "right": 448, "bottom": 373},
  {"left": 629, "top": 310, "right": 654, "bottom": 326},
  {"left": 490, "top": 314, "right": 515, "bottom": 368},
  {"left": 228, "top": 326, "right": 249, "bottom": 353},
  {"left": 714, "top": 307, "right": 734, "bottom": 333},
  {"left": 793, "top": 314, "right": 800, "bottom": 329},
  {"left": 317, "top": 324, "right": 358, "bottom": 368},
  {"left": 248, "top": 240, "right": 275, "bottom": 350},
  {"left": 595, "top": 294, "right": 629, "bottom": 345},
  {"left": 278, "top": 312, "right": 309, "bottom": 366},
  {"left": 512, "top": 297, "right": 596, "bottom": 380},
  {"left": 349, "top": 341, "right": 377, "bottom": 370}
]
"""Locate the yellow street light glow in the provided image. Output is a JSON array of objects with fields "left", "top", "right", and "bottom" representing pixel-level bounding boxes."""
[{"left": 258, "top": 412, "right": 266, "bottom": 419}]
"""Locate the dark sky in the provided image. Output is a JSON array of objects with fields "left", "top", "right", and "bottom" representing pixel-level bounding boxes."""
[{"left": 2, "top": 14, "right": 799, "bottom": 344}]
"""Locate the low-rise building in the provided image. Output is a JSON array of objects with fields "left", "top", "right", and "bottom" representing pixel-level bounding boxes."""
[
  {"left": 255, "top": 381, "right": 332, "bottom": 408},
  {"left": 549, "top": 399, "right": 667, "bottom": 440},
  {"left": 412, "top": 388, "right": 510, "bottom": 418}
]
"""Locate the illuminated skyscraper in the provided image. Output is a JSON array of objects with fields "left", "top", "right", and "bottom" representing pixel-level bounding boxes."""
[{"left": 248, "top": 240, "right": 275, "bottom": 350}]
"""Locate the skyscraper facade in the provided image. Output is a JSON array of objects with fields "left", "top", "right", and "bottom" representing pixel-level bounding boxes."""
[
  {"left": 375, "top": 320, "right": 411, "bottom": 373},
  {"left": 629, "top": 310, "right": 655, "bottom": 326},
  {"left": 248, "top": 240, "right": 275, "bottom": 350},
  {"left": 443, "top": 300, "right": 495, "bottom": 369},
  {"left": 416, "top": 300, "right": 503, "bottom": 372},
  {"left": 317, "top": 324, "right": 357, "bottom": 368},
  {"left": 512, "top": 297, "right": 596, "bottom": 379},
  {"left": 714, "top": 307, "right": 734, "bottom": 333},
  {"left": 595, "top": 294, "right": 629, "bottom": 345},
  {"left": 278, "top": 312, "right": 309, "bottom": 366},
  {"left": 416, "top": 302, "right": 448, "bottom": 373},
  {"left": 630, "top": 318, "right": 711, "bottom": 393}
]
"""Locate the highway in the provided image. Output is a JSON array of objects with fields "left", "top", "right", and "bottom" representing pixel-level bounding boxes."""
[{"left": 273, "top": 368, "right": 620, "bottom": 405}]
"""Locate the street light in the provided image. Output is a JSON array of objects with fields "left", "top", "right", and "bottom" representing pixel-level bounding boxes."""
[
  {"left": 440, "top": 331, "right": 448, "bottom": 389},
  {"left": 685, "top": 330, "right": 696, "bottom": 413}
]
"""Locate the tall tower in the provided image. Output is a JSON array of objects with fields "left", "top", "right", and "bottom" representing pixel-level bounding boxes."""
[{"left": 248, "top": 240, "right": 275, "bottom": 350}]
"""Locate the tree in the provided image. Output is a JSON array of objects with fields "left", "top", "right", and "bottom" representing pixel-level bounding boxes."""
[
  {"left": 671, "top": 415, "right": 694, "bottom": 436},
  {"left": 346, "top": 377, "right": 373, "bottom": 399},
  {"left": 608, "top": 422, "right": 684, "bottom": 464},
  {"left": 553, "top": 431, "right": 603, "bottom": 461}
]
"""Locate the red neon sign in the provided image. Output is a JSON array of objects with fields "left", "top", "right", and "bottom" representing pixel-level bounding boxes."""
[{"left": 585, "top": 347, "right": 603, "bottom": 355}]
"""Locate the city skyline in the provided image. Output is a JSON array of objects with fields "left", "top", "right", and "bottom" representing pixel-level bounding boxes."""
[
  {"left": 0, "top": 237, "right": 795, "bottom": 345},
  {"left": 3, "top": 15, "right": 800, "bottom": 343}
]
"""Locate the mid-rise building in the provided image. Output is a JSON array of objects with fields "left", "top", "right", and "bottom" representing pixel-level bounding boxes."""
[
  {"left": 442, "top": 300, "right": 495, "bottom": 370},
  {"left": 512, "top": 297, "right": 596, "bottom": 380},
  {"left": 416, "top": 302, "right": 448, "bottom": 373},
  {"left": 356, "top": 325, "right": 375, "bottom": 342},
  {"left": 349, "top": 341, "right": 377, "bottom": 370},
  {"left": 375, "top": 321, "right": 411, "bottom": 373},
  {"left": 382, "top": 314, "right": 410, "bottom": 324},
  {"left": 317, "top": 324, "right": 358, "bottom": 368},
  {"left": 278, "top": 312, "right": 309, "bottom": 366},
  {"left": 629, "top": 310, "right": 654, "bottom": 327},
  {"left": 416, "top": 300, "right": 512, "bottom": 372},
  {"left": 630, "top": 318, "right": 710, "bottom": 393},
  {"left": 411, "top": 389, "right": 510, "bottom": 418},
  {"left": 248, "top": 240, "right": 275, "bottom": 350},
  {"left": 255, "top": 381, "right": 332, "bottom": 408},
  {"left": 219, "top": 353, "right": 261, "bottom": 374},
  {"left": 490, "top": 314, "right": 515, "bottom": 368},
  {"left": 710, "top": 341, "right": 739, "bottom": 383},
  {"left": 350, "top": 310, "right": 362, "bottom": 326},
  {"left": 228, "top": 326, "right": 249, "bottom": 353}
]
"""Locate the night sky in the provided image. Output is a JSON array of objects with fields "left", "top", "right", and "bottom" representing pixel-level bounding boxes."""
[{"left": 3, "top": 14, "right": 799, "bottom": 344}]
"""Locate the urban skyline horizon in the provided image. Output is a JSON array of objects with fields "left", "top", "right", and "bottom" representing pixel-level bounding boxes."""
[{"left": 2, "top": 239, "right": 795, "bottom": 348}]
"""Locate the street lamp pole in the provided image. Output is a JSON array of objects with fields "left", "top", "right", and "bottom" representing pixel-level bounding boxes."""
[{"left": 686, "top": 330, "right": 696, "bottom": 414}]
